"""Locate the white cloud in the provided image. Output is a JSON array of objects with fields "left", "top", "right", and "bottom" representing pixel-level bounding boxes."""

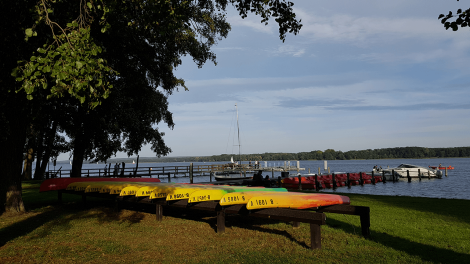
[
  {"left": 228, "top": 15, "right": 274, "bottom": 34},
  {"left": 295, "top": 9, "right": 466, "bottom": 46},
  {"left": 268, "top": 45, "right": 306, "bottom": 57}
]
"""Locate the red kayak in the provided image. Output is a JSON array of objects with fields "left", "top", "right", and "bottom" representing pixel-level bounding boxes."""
[{"left": 429, "top": 166, "right": 454, "bottom": 170}]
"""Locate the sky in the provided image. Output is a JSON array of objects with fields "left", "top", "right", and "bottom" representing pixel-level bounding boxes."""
[{"left": 61, "top": 1, "right": 470, "bottom": 160}]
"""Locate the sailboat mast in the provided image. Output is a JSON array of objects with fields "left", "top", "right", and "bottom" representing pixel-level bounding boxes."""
[{"left": 236, "top": 104, "right": 241, "bottom": 164}]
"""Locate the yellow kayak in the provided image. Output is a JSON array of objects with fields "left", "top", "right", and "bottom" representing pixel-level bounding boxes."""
[
  {"left": 84, "top": 182, "right": 122, "bottom": 193},
  {"left": 164, "top": 184, "right": 215, "bottom": 201},
  {"left": 188, "top": 187, "right": 287, "bottom": 203},
  {"left": 66, "top": 181, "right": 96, "bottom": 191},
  {"left": 135, "top": 183, "right": 178, "bottom": 197},
  {"left": 109, "top": 182, "right": 156, "bottom": 195},
  {"left": 219, "top": 191, "right": 286, "bottom": 206},
  {"left": 246, "top": 192, "right": 350, "bottom": 210}
]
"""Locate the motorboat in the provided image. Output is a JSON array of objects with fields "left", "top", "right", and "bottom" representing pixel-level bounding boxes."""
[{"left": 373, "top": 164, "right": 442, "bottom": 178}]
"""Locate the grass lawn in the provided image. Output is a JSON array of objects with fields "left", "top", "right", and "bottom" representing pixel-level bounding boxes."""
[{"left": 0, "top": 180, "right": 469, "bottom": 263}]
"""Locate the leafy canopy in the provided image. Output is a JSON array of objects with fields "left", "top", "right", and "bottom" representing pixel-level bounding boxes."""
[
  {"left": 12, "top": 0, "right": 302, "bottom": 110},
  {"left": 439, "top": 0, "right": 469, "bottom": 31}
]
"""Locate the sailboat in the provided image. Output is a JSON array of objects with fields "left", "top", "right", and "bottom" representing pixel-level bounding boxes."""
[{"left": 214, "top": 104, "right": 253, "bottom": 181}]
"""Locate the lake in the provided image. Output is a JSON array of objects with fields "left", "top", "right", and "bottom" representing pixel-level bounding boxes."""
[{"left": 44, "top": 158, "right": 470, "bottom": 200}]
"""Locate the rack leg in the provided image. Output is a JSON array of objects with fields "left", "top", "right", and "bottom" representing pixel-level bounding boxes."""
[{"left": 310, "top": 223, "right": 321, "bottom": 249}]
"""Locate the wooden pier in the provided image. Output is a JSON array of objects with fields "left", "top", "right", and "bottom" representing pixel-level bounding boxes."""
[{"left": 46, "top": 161, "right": 305, "bottom": 180}]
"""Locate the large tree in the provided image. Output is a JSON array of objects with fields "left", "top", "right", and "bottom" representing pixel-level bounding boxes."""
[{"left": 0, "top": 0, "right": 302, "bottom": 214}]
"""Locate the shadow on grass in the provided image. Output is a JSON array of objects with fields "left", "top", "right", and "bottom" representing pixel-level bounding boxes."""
[
  {"left": 326, "top": 217, "right": 469, "bottom": 263},
  {"left": 0, "top": 200, "right": 146, "bottom": 247},
  {"left": 335, "top": 192, "right": 470, "bottom": 224},
  {"left": 149, "top": 206, "right": 311, "bottom": 249}
]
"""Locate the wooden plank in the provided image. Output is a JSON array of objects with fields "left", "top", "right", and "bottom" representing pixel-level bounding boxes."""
[
  {"left": 316, "top": 204, "right": 370, "bottom": 238},
  {"left": 249, "top": 208, "right": 326, "bottom": 225}
]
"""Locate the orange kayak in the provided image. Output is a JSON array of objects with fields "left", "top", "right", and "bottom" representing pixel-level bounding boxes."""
[{"left": 246, "top": 192, "right": 350, "bottom": 210}]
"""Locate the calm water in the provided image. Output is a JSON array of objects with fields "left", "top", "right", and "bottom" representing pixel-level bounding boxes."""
[{"left": 44, "top": 158, "right": 470, "bottom": 200}]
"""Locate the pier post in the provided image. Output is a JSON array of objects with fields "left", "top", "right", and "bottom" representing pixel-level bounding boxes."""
[
  {"left": 168, "top": 173, "right": 171, "bottom": 183},
  {"left": 359, "top": 172, "right": 363, "bottom": 186},
  {"left": 391, "top": 170, "right": 395, "bottom": 182},
  {"left": 298, "top": 174, "right": 302, "bottom": 191},
  {"left": 190, "top": 163, "right": 193, "bottom": 184},
  {"left": 418, "top": 169, "right": 420, "bottom": 180},
  {"left": 332, "top": 173, "right": 336, "bottom": 189},
  {"left": 445, "top": 168, "right": 448, "bottom": 177},
  {"left": 328, "top": 167, "right": 330, "bottom": 174},
  {"left": 318, "top": 167, "right": 320, "bottom": 175},
  {"left": 428, "top": 170, "right": 430, "bottom": 179},
  {"left": 371, "top": 171, "right": 375, "bottom": 185},
  {"left": 347, "top": 173, "right": 351, "bottom": 188},
  {"left": 419, "top": 170, "right": 421, "bottom": 181},
  {"left": 382, "top": 171, "right": 386, "bottom": 183},
  {"left": 278, "top": 176, "right": 281, "bottom": 187},
  {"left": 407, "top": 170, "right": 411, "bottom": 182},
  {"left": 308, "top": 168, "right": 310, "bottom": 174},
  {"left": 272, "top": 169, "right": 274, "bottom": 179}
]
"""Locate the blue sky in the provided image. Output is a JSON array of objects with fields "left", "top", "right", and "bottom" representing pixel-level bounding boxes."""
[{"left": 61, "top": 1, "right": 470, "bottom": 160}]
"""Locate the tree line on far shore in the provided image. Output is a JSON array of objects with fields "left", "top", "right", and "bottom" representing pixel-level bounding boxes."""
[{"left": 140, "top": 146, "right": 470, "bottom": 163}]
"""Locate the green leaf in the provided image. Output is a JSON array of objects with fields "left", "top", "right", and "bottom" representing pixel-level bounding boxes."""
[
  {"left": 87, "top": 2, "right": 92, "bottom": 9},
  {"left": 26, "top": 95, "right": 33, "bottom": 100}
]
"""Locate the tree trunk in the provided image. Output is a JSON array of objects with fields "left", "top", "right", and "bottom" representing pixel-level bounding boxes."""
[
  {"left": 37, "top": 121, "right": 58, "bottom": 180},
  {"left": 22, "top": 148, "right": 34, "bottom": 180},
  {"left": 71, "top": 124, "right": 87, "bottom": 178},
  {"left": 0, "top": 105, "right": 27, "bottom": 214},
  {"left": 33, "top": 131, "right": 44, "bottom": 180},
  {"left": 71, "top": 144, "right": 85, "bottom": 178}
]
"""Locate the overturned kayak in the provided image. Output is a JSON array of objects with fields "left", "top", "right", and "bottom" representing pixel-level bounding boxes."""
[
  {"left": 188, "top": 187, "right": 286, "bottom": 203},
  {"left": 246, "top": 192, "right": 350, "bottom": 210}
]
